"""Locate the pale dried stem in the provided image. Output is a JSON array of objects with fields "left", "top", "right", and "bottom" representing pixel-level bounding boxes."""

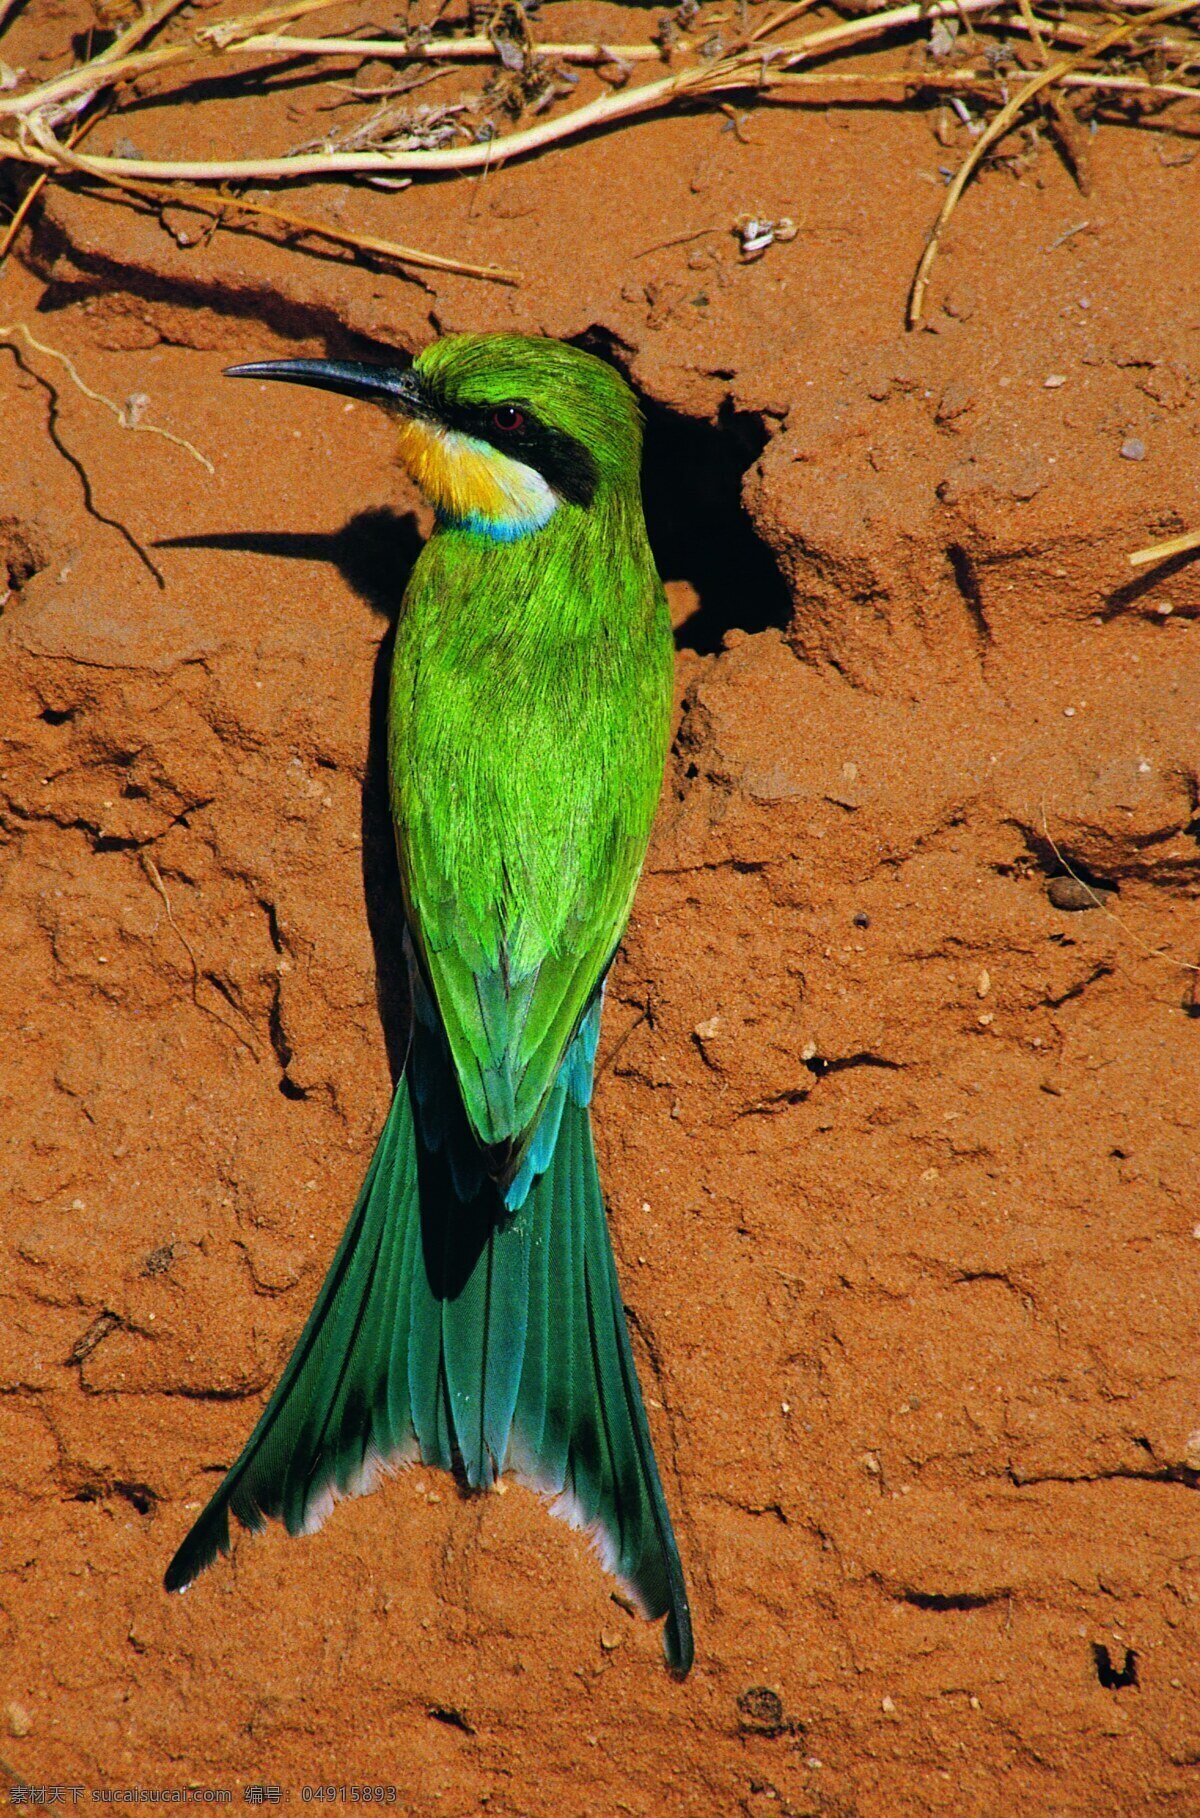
[
  {"left": 908, "top": 0, "right": 1200, "bottom": 327},
  {"left": 99, "top": 0, "right": 191, "bottom": 65},
  {"left": 1040, "top": 808, "right": 1200, "bottom": 976},
  {"left": 141, "top": 856, "right": 263, "bottom": 1058},
  {"left": 748, "top": 0, "right": 825, "bottom": 43},
  {"left": 1017, "top": 0, "right": 1051, "bottom": 60},
  {"left": 0, "top": 0, "right": 1193, "bottom": 205},
  {"left": 86, "top": 167, "right": 521, "bottom": 282},
  {"left": 767, "top": 67, "right": 1199, "bottom": 98},
  {"left": 1127, "top": 527, "right": 1200, "bottom": 566},
  {"left": 0, "top": 319, "right": 214, "bottom": 469},
  {"left": 0, "top": 0, "right": 1139, "bottom": 179},
  {"left": 241, "top": 33, "right": 666, "bottom": 62}
]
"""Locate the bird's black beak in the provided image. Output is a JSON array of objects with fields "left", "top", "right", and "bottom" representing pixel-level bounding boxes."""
[{"left": 225, "top": 359, "right": 428, "bottom": 415}]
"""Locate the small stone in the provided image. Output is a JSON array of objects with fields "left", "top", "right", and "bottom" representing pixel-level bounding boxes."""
[
  {"left": 600, "top": 1630, "right": 624, "bottom": 1651},
  {"left": 1155, "top": 600, "right": 1174, "bottom": 617},
  {"left": 976, "top": 969, "right": 991, "bottom": 998},
  {"left": 942, "top": 286, "right": 976, "bottom": 321},
  {"left": 737, "top": 1686, "right": 787, "bottom": 1737},
  {"left": 1047, "top": 875, "right": 1112, "bottom": 912},
  {"left": 936, "top": 380, "right": 975, "bottom": 424},
  {"left": 1010, "top": 463, "right": 1046, "bottom": 500},
  {"left": 1044, "top": 374, "right": 1068, "bottom": 389},
  {"left": 881, "top": 1695, "right": 898, "bottom": 1716},
  {"left": 1185, "top": 1431, "right": 1200, "bottom": 1472},
  {"left": 694, "top": 1015, "right": 722, "bottom": 1043},
  {"left": 5, "top": 1702, "right": 32, "bottom": 1738},
  {"left": 1120, "top": 438, "right": 1146, "bottom": 461}
]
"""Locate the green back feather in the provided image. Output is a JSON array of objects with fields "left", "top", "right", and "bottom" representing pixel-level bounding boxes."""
[{"left": 388, "top": 348, "right": 673, "bottom": 1161}]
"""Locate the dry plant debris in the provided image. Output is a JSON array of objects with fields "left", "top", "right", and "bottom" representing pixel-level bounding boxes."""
[{"left": 1, "top": 0, "right": 1198, "bottom": 313}]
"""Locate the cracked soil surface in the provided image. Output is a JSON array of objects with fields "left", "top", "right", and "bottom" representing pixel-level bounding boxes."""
[{"left": 2, "top": 0, "right": 1200, "bottom": 1811}]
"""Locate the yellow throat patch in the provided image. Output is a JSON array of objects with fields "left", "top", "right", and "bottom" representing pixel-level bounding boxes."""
[{"left": 395, "top": 416, "right": 557, "bottom": 539}]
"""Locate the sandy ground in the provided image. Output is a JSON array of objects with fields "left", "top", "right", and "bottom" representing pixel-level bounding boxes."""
[{"left": 2, "top": 1, "right": 1199, "bottom": 1811}]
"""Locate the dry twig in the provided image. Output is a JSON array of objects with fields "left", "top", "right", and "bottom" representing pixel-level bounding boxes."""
[
  {"left": 0, "top": 0, "right": 1195, "bottom": 314},
  {"left": 908, "top": 0, "right": 1200, "bottom": 326},
  {"left": 1128, "top": 527, "right": 1200, "bottom": 566},
  {"left": 141, "top": 856, "right": 263, "bottom": 1059},
  {"left": 1040, "top": 808, "right": 1200, "bottom": 977},
  {"left": 74, "top": 167, "right": 521, "bottom": 284},
  {"left": 0, "top": 319, "right": 213, "bottom": 469}
]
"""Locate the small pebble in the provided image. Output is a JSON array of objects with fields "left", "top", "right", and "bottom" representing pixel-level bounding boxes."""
[
  {"left": 5, "top": 1702, "right": 31, "bottom": 1739},
  {"left": 1185, "top": 1431, "right": 1200, "bottom": 1472},
  {"left": 1120, "top": 438, "right": 1146, "bottom": 461},
  {"left": 1044, "top": 374, "right": 1067, "bottom": 389},
  {"left": 1156, "top": 601, "right": 1174, "bottom": 617},
  {"left": 1047, "top": 875, "right": 1112, "bottom": 911}
]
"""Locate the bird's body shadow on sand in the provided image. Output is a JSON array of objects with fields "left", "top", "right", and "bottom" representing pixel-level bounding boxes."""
[{"left": 159, "top": 506, "right": 424, "bottom": 1081}]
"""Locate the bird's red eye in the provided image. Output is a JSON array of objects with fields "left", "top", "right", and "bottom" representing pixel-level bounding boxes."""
[{"left": 492, "top": 405, "right": 524, "bottom": 432}]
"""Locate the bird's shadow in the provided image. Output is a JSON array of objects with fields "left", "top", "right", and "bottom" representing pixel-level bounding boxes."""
[{"left": 159, "top": 506, "right": 424, "bottom": 1081}]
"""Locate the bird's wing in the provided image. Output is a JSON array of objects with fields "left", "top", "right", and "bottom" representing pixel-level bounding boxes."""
[
  {"left": 389, "top": 537, "right": 672, "bottom": 1178},
  {"left": 401, "top": 797, "right": 644, "bottom": 1183}
]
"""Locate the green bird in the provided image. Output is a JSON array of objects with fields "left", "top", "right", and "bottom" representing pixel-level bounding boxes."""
[{"left": 164, "top": 333, "right": 693, "bottom": 1674}]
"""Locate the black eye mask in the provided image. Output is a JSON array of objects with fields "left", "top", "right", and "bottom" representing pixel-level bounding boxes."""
[{"left": 437, "top": 395, "right": 600, "bottom": 509}]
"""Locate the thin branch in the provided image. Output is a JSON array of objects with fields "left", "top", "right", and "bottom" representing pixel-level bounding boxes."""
[
  {"left": 908, "top": 0, "right": 1200, "bottom": 327},
  {"left": 81, "top": 167, "right": 521, "bottom": 283},
  {"left": 3, "top": 0, "right": 1087, "bottom": 182},
  {"left": 1127, "top": 527, "right": 1200, "bottom": 566},
  {"left": 748, "top": 0, "right": 826, "bottom": 43},
  {"left": 1040, "top": 806, "right": 1200, "bottom": 975},
  {"left": 98, "top": 0, "right": 191, "bottom": 66},
  {"left": 235, "top": 32, "right": 667, "bottom": 63},
  {"left": 0, "top": 318, "right": 213, "bottom": 469},
  {"left": 0, "top": 106, "right": 97, "bottom": 264},
  {"left": 141, "top": 855, "right": 263, "bottom": 1059},
  {"left": 1016, "top": 0, "right": 1051, "bottom": 61},
  {"left": 0, "top": 25, "right": 663, "bottom": 120},
  {"left": 766, "top": 67, "right": 1199, "bottom": 99}
]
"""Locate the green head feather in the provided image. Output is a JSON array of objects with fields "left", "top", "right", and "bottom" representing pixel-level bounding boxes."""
[{"left": 412, "top": 334, "right": 644, "bottom": 498}]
